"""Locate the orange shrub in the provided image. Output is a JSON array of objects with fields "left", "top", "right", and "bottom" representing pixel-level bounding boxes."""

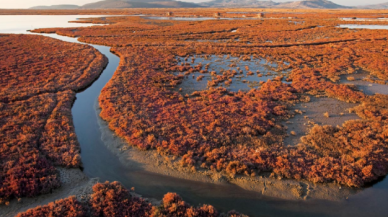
[{"left": 0, "top": 34, "right": 107, "bottom": 204}]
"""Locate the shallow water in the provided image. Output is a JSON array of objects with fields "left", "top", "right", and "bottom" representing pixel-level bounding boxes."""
[
  {"left": 341, "top": 18, "right": 388, "bottom": 22},
  {"left": 340, "top": 73, "right": 388, "bottom": 95},
  {"left": 0, "top": 15, "right": 108, "bottom": 34},
  {"left": 2, "top": 15, "right": 388, "bottom": 217},
  {"left": 175, "top": 55, "right": 289, "bottom": 95},
  {"left": 339, "top": 24, "right": 388, "bottom": 30}
]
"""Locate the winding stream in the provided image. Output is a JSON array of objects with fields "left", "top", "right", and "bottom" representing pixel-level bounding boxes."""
[{"left": 2, "top": 15, "right": 388, "bottom": 217}]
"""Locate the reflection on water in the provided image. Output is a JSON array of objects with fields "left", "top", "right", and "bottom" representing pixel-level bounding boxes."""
[
  {"left": 339, "top": 24, "right": 388, "bottom": 30},
  {"left": 1, "top": 15, "right": 388, "bottom": 217},
  {"left": 0, "top": 15, "right": 108, "bottom": 34},
  {"left": 175, "top": 55, "right": 289, "bottom": 95}
]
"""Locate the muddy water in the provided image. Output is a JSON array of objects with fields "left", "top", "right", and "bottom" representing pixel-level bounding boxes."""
[{"left": 2, "top": 15, "right": 388, "bottom": 217}]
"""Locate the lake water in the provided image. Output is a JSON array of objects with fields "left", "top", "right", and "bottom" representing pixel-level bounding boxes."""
[{"left": 1, "top": 15, "right": 388, "bottom": 217}]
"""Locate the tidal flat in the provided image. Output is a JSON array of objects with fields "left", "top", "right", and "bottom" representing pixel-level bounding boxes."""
[{"left": 1, "top": 9, "right": 388, "bottom": 217}]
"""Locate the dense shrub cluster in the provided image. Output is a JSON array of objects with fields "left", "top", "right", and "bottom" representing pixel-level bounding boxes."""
[
  {"left": 90, "top": 181, "right": 152, "bottom": 217},
  {"left": 17, "top": 196, "right": 85, "bottom": 217},
  {"left": 300, "top": 120, "right": 388, "bottom": 185},
  {"left": 0, "top": 34, "right": 107, "bottom": 102},
  {"left": 17, "top": 182, "right": 245, "bottom": 217},
  {"left": 0, "top": 34, "right": 107, "bottom": 204},
  {"left": 352, "top": 94, "right": 388, "bottom": 121}
]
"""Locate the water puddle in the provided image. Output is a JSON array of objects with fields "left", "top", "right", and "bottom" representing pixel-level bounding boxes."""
[
  {"left": 174, "top": 55, "right": 290, "bottom": 95},
  {"left": 340, "top": 73, "right": 388, "bottom": 95},
  {"left": 339, "top": 24, "right": 388, "bottom": 30},
  {"left": 341, "top": 17, "right": 388, "bottom": 21}
]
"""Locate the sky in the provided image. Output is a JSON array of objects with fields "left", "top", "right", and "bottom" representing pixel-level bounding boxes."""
[{"left": 0, "top": 0, "right": 386, "bottom": 9}]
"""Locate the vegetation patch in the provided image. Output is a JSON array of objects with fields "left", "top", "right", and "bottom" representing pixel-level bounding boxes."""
[{"left": 0, "top": 34, "right": 107, "bottom": 204}]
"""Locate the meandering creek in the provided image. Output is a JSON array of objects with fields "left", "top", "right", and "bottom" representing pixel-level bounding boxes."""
[{"left": 2, "top": 15, "right": 388, "bottom": 217}]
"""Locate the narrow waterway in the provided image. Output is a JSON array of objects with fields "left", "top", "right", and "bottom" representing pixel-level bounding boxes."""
[{"left": 2, "top": 15, "right": 388, "bottom": 217}]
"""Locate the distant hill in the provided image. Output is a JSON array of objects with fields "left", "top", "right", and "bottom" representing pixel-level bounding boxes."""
[
  {"left": 276, "top": 0, "right": 349, "bottom": 9},
  {"left": 28, "top": 0, "right": 388, "bottom": 10},
  {"left": 29, "top": 4, "right": 80, "bottom": 9},
  {"left": 81, "top": 0, "right": 202, "bottom": 9},
  {"left": 30, "top": 0, "right": 201, "bottom": 9},
  {"left": 356, "top": 2, "right": 388, "bottom": 9},
  {"left": 200, "top": 0, "right": 278, "bottom": 8},
  {"left": 202, "top": 0, "right": 350, "bottom": 9}
]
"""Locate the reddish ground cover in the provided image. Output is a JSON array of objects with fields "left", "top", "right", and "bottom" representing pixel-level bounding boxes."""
[
  {"left": 4, "top": 9, "right": 388, "bottom": 208},
  {"left": 0, "top": 34, "right": 107, "bottom": 204},
  {"left": 74, "top": 11, "right": 387, "bottom": 187},
  {"left": 17, "top": 181, "right": 245, "bottom": 217}
]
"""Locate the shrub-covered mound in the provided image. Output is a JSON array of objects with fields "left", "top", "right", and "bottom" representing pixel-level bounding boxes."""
[
  {"left": 0, "top": 34, "right": 107, "bottom": 204},
  {"left": 17, "top": 181, "right": 245, "bottom": 217}
]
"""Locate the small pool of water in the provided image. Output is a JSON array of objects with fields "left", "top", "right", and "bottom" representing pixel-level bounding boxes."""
[
  {"left": 340, "top": 73, "right": 388, "bottom": 95},
  {"left": 175, "top": 55, "right": 290, "bottom": 95},
  {"left": 339, "top": 24, "right": 388, "bottom": 30},
  {"left": 341, "top": 17, "right": 388, "bottom": 21}
]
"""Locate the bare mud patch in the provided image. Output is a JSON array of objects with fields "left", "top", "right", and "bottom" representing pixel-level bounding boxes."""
[{"left": 283, "top": 96, "right": 359, "bottom": 146}]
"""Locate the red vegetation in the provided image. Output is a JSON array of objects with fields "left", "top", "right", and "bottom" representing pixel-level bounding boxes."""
[
  {"left": 152, "top": 192, "right": 219, "bottom": 217},
  {"left": 3, "top": 10, "right": 388, "bottom": 208},
  {"left": 90, "top": 181, "right": 152, "bottom": 217},
  {"left": 17, "top": 181, "right": 245, "bottom": 217},
  {"left": 39, "top": 11, "right": 382, "bottom": 187},
  {"left": 16, "top": 196, "right": 85, "bottom": 217},
  {"left": 0, "top": 34, "right": 107, "bottom": 204},
  {"left": 300, "top": 120, "right": 388, "bottom": 186},
  {"left": 352, "top": 94, "right": 388, "bottom": 121}
]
